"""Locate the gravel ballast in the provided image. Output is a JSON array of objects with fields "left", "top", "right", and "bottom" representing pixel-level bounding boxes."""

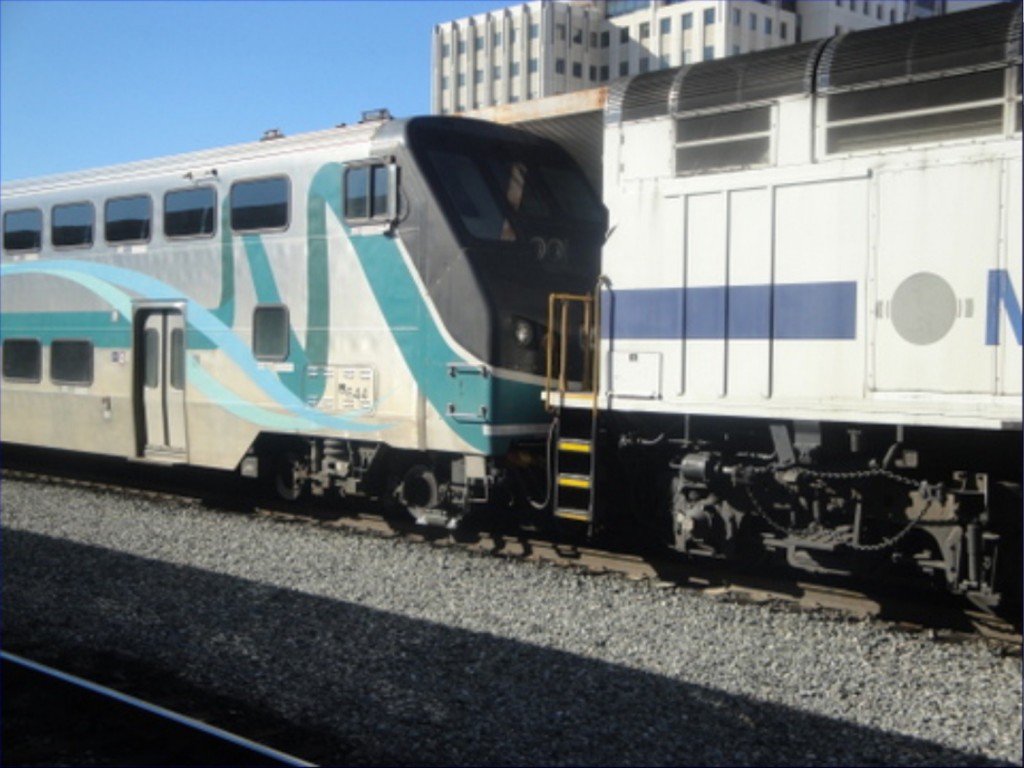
[{"left": 2, "top": 478, "right": 1020, "bottom": 766}]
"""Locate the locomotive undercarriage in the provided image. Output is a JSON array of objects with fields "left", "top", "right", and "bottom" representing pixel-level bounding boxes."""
[{"left": 613, "top": 417, "right": 1022, "bottom": 611}]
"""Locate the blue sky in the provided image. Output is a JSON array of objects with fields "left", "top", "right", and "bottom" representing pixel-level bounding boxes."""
[{"left": 0, "top": 0, "right": 510, "bottom": 182}]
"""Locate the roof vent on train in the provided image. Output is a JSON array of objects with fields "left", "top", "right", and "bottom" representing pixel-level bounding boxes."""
[
  {"left": 816, "top": 1, "right": 1021, "bottom": 92},
  {"left": 260, "top": 128, "right": 285, "bottom": 141},
  {"left": 673, "top": 39, "right": 825, "bottom": 114},
  {"left": 361, "top": 108, "right": 393, "bottom": 123}
]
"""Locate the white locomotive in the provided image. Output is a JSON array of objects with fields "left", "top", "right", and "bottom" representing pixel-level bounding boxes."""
[{"left": 540, "top": 3, "right": 1022, "bottom": 608}]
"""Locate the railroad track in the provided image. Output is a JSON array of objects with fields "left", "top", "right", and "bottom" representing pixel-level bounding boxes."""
[
  {"left": 1, "top": 651, "right": 315, "bottom": 766},
  {"left": 3, "top": 458, "right": 1020, "bottom": 650}
]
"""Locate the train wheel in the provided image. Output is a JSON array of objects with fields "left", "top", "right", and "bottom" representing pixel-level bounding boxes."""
[{"left": 274, "top": 453, "right": 305, "bottom": 502}]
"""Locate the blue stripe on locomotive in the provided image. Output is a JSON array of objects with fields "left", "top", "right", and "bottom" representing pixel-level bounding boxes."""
[{"left": 601, "top": 282, "right": 858, "bottom": 340}]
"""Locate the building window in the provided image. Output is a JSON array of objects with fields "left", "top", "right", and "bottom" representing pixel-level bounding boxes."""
[
  {"left": 640, "top": 22, "right": 650, "bottom": 39},
  {"left": 442, "top": 42, "right": 451, "bottom": 58},
  {"left": 556, "top": 23, "right": 566, "bottom": 41},
  {"left": 703, "top": 44, "right": 715, "bottom": 60},
  {"left": 105, "top": 194, "right": 152, "bottom": 243},
  {"left": 703, "top": 8, "right": 715, "bottom": 25},
  {"left": 750, "top": 13, "right": 757, "bottom": 30},
  {"left": 344, "top": 164, "right": 391, "bottom": 221},
  {"left": 2, "top": 338, "right": 41, "bottom": 382},
  {"left": 573, "top": 28, "right": 583, "bottom": 44},
  {"left": 529, "top": 23, "right": 539, "bottom": 39},
  {"left": 475, "top": 36, "right": 484, "bottom": 51},
  {"left": 52, "top": 202, "right": 94, "bottom": 248},
  {"left": 3, "top": 208, "right": 42, "bottom": 252},
  {"left": 639, "top": 57, "right": 650, "bottom": 73},
  {"left": 765, "top": 18, "right": 772, "bottom": 35},
  {"left": 590, "top": 31, "right": 598, "bottom": 47},
  {"left": 511, "top": 61, "right": 520, "bottom": 76},
  {"left": 620, "top": 27, "right": 629, "bottom": 44},
  {"left": 253, "top": 306, "right": 289, "bottom": 361},
  {"left": 682, "top": 12, "right": 692, "bottom": 31},
  {"left": 619, "top": 60, "right": 629, "bottom": 77},
  {"left": 780, "top": 21, "right": 788, "bottom": 40},
  {"left": 589, "top": 64, "right": 597, "bottom": 81},
  {"left": 510, "top": 28, "right": 517, "bottom": 44},
  {"left": 528, "top": 58, "right": 538, "bottom": 73},
  {"left": 683, "top": 48, "right": 692, "bottom": 64},
  {"left": 475, "top": 69, "right": 483, "bottom": 84},
  {"left": 555, "top": 58, "right": 566, "bottom": 75},
  {"left": 230, "top": 177, "right": 289, "bottom": 232},
  {"left": 659, "top": 54, "right": 670, "bottom": 69},
  {"left": 732, "top": 8, "right": 741, "bottom": 25},
  {"left": 601, "top": 30, "right": 610, "bottom": 47},
  {"left": 660, "top": 17, "right": 671, "bottom": 35},
  {"left": 494, "top": 65, "right": 502, "bottom": 80},
  {"left": 165, "top": 186, "right": 216, "bottom": 239},
  {"left": 572, "top": 61, "right": 582, "bottom": 78},
  {"left": 442, "top": 75, "right": 450, "bottom": 90},
  {"left": 600, "top": 65, "right": 609, "bottom": 80},
  {"left": 50, "top": 339, "right": 93, "bottom": 386},
  {"left": 493, "top": 31, "right": 502, "bottom": 47},
  {"left": 458, "top": 72, "right": 466, "bottom": 86},
  {"left": 458, "top": 40, "right": 466, "bottom": 55}
]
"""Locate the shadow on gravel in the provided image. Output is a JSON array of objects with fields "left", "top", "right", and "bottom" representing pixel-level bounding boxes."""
[{"left": 1, "top": 529, "right": 1012, "bottom": 767}]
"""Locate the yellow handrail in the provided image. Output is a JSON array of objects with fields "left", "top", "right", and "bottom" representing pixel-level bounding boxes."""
[{"left": 544, "top": 291, "right": 597, "bottom": 412}]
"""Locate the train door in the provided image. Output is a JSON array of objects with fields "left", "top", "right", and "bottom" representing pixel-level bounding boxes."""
[{"left": 134, "top": 306, "right": 188, "bottom": 461}]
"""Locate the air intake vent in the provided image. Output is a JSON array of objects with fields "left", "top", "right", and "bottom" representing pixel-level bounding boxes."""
[
  {"left": 621, "top": 68, "right": 681, "bottom": 122},
  {"left": 818, "top": 2, "right": 1021, "bottom": 91},
  {"left": 676, "top": 40, "right": 824, "bottom": 112}
]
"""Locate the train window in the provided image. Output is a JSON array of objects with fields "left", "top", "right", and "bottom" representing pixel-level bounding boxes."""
[
  {"left": 165, "top": 187, "right": 216, "bottom": 238},
  {"left": 169, "top": 329, "right": 184, "bottom": 390},
  {"left": 675, "top": 105, "right": 772, "bottom": 174},
  {"left": 52, "top": 202, "right": 94, "bottom": 248},
  {"left": 3, "top": 208, "right": 42, "bottom": 252},
  {"left": 50, "top": 339, "right": 93, "bottom": 386},
  {"left": 230, "top": 177, "right": 289, "bottom": 232},
  {"left": 143, "top": 329, "right": 160, "bottom": 388},
  {"left": 253, "top": 305, "right": 289, "bottom": 361},
  {"left": 825, "top": 69, "right": 1008, "bottom": 153},
  {"left": 105, "top": 195, "right": 152, "bottom": 243},
  {"left": 344, "top": 164, "right": 392, "bottom": 222},
  {"left": 2, "top": 338, "right": 42, "bottom": 382},
  {"left": 428, "top": 150, "right": 510, "bottom": 241}
]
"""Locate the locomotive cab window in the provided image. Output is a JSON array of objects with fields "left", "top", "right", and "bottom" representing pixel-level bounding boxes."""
[
  {"left": 50, "top": 339, "right": 93, "bottom": 386},
  {"left": 3, "top": 208, "right": 43, "bottom": 252},
  {"left": 253, "top": 305, "right": 289, "bottom": 361},
  {"left": 344, "top": 164, "right": 395, "bottom": 222},
  {"left": 2, "top": 338, "right": 42, "bottom": 382},
  {"left": 230, "top": 176, "right": 289, "bottom": 232},
  {"left": 52, "top": 202, "right": 94, "bottom": 248},
  {"left": 165, "top": 186, "right": 216, "bottom": 238},
  {"left": 105, "top": 195, "right": 152, "bottom": 243}
]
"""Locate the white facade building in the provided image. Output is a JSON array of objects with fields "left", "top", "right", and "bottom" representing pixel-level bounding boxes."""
[{"left": 431, "top": 0, "right": 1002, "bottom": 114}]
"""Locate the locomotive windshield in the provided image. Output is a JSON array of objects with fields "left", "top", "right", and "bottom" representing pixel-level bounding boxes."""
[
  {"left": 407, "top": 118, "right": 605, "bottom": 266},
  {"left": 401, "top": 117, "right": 607, "bottom": 376}
]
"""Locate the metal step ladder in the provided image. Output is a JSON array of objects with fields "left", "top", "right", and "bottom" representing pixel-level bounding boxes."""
[{"left": 553, "top": 412, "right": 596, "bottom": 523}]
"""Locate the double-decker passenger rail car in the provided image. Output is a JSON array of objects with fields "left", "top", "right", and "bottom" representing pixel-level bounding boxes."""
[
  {"left": 544, "top": 4, "right": 1022, "bottom": 608},
  {"left": 0, "top": 114, "right": 606, "bottom": 525}
]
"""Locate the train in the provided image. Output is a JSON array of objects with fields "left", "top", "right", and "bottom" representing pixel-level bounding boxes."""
[
  {"left": 2, "top": 4, "right": 1020, "bottom": 610},
  {"left": 0, "top": 115, "right": 607, "bottom": 523}
]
